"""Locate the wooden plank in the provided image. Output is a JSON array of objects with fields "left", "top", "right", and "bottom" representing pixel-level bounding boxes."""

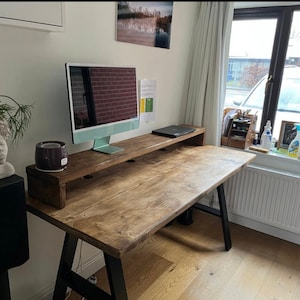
[
  {"left": 255, "top": 241, "right": 300, "bottom": 299},
  {"left": 26, "top": 127, "right": 206, "bottom": 208},
  {"left": 28, "top": 127, "right": 206, "bottom": 185},
  {"left": 26, "top": 144, "right": 255, "bottom": 258}
]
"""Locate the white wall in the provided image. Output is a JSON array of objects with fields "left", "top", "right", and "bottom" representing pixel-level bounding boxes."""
[{"left": 0, "top": 2, "right": 198, "bottom": 299}]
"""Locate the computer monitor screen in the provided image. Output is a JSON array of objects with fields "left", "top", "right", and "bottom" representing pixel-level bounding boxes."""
[{"left": 65, "top": 63, "right": 139, "bottom": 154}]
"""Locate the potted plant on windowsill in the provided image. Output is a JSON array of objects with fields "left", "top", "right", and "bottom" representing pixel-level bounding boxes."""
[{"left": 0, "top": 94, "right": 34, "bottom": 179}]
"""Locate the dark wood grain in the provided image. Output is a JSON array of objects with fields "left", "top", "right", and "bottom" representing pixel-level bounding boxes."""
[
  {"left": 26, "top": 127, "right": 206, "bottom": 208},
  {"left": 26, "top": 143, "right": 256, "bottom": 258}
]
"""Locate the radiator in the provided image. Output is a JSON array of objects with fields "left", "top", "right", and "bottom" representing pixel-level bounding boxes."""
[{"left": 224, "top": 165, "right": 300, "bottom": 235}]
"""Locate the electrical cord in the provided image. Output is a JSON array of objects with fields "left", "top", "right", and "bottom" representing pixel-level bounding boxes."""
[
  {"left": 81, "top": 275, "right": 98, "bottom": 300},
  {"left": 64, "top": 240, "right": 98, "bottom": 300},
  {"left": 64, "top": 289, "right": 72, "bottom": 300},
  {"left": 64, "top": 240, "right": 84, "bottom": 300},
  {"left": 65, "top": 274, "right": 98, "bottom": 300}
]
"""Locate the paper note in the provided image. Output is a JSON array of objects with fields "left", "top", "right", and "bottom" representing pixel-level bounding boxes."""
[{"left": 139, "top": 79, "right": 156, "bottom": 122}]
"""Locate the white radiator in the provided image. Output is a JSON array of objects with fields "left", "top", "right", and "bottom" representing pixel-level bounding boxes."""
[{"left": 224, "top": 165, "right": 300, "bottom": 236}]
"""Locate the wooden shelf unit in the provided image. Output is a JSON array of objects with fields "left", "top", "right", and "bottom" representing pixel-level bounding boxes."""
[
  {"left": 26, "top": 126, "right": 205, "bottom": 209},
  {"left": 221, "top": 109, "right": 257, "bottom": 149}
]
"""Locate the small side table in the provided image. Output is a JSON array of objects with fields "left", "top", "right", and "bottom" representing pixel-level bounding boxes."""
[{"left": 0, "top": 175, "right": 29, "bottom": 300}]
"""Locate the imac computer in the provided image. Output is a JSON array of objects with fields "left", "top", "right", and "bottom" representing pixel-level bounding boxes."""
[{"left": 65, "top": 63, "right": 139, "bottom": 154}]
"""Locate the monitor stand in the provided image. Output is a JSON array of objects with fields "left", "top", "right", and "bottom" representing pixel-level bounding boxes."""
[{"left": 93, "top": 137, "right": 123, "bottom": 154}]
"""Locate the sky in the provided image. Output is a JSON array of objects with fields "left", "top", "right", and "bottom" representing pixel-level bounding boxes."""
[
  {"left": 229, "top": 19, "right": 277, "bottom": 59},
  {"left": 128, "top": 2, "right": 173, "bottom": 17},
  {"left": 230, "top": 12, "right": 300, "bottom": 59}
]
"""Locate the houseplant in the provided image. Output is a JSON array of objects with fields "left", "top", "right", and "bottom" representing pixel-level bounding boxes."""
[{"left": 0, "top": 94, "right": 33, "bottom": 179}]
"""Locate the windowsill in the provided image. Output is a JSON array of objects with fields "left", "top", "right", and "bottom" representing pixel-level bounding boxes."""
[
  {"left": 245, "top": 147, "right": 300, "bottom": 176},
  {"left": 222, "top": 145, "right": 300, "bottom": 176}
]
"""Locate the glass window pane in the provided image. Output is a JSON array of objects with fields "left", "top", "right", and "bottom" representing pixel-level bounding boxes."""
[
  {"left": 224, "top": 19, "right": 277, "bottom": 133},
  {"left": 274, "top": 11, "right": 300, "bottom": 140}
]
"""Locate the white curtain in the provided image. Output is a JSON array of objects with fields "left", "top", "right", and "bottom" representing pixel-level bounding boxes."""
[{"left": 183, "top": 2, "right": 234, "bottom": 145}]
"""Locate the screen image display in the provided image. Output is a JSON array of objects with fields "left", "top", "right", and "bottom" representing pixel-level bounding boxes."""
[{"left": 65, "top": 63, "right": 139, "bottom": 154}]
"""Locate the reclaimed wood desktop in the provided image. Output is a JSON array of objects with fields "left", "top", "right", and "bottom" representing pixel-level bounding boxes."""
[{"left": 26, "top": 128, "right": 256, "bottom": 300}]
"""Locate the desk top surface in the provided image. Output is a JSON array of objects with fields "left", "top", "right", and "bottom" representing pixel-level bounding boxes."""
[{"left": 26, "top": 144, "right": 255, "bottom": 258}]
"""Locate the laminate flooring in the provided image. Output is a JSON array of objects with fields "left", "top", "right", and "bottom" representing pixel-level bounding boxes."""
[{"left": 68, "top": 209, "right": 300, "bottom": 300}]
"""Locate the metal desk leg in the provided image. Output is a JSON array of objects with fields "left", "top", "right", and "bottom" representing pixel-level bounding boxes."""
[
  {"left": 52, "top": 233, "right": 78, "bottom": 300},
  {"left": 178, "top": 207, "right": 194, "bottom": 225},
  {"left": 217, "top": 184, "right": 232, "bottom": 251},
  {"left": 52, "top": 233, "right": 127, "bottom": 300},
  {"left": 104, "top": 253, "right": 128, "bottom": 300},
  {"left": 179, "top": 183, "right": 232, "bottom": 251}
]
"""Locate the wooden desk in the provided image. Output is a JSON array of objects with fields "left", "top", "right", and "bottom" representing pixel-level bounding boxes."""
[{"left": 26, "top": 132, "right": 255, "bottom": 300}]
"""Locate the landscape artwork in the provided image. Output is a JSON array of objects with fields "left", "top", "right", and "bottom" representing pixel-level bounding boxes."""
[{"left": 116, "top": 1, "right": 173, "bottom": 49}]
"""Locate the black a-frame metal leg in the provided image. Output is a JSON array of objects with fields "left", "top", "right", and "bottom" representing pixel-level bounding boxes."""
[
  {"left": 217, "top": 184, "right": 232, "bottom": 251},
  {"left": 52, "top": 232, "right": 128, "bottom": 300},
  {"left": 104, "top": 253, "right": 128, "bottom": 300},
  {"left": 178, "top": 183, "right": 232, "bottom": 251},
  {"left": 52, "top": 233, "right": 78, "bottom": 300}
]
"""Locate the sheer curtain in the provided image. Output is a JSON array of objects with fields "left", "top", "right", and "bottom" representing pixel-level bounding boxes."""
[{"left": 183, "top": 2, "right": 234, "bottom": 145}]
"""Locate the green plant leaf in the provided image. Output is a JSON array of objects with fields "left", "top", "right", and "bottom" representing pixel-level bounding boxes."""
[{"left": 0, "top": 95, "right": 34, "bottom": 143}]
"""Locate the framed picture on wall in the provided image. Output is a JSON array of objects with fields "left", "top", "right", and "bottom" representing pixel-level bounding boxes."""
[
  {"left": 116, "top": 2, "right": 173, "bottom": 49},
  {"left": 277, "top": 120, "right": 296, "bottom": 149}
]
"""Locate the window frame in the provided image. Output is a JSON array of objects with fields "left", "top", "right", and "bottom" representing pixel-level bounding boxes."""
[{"left": 233, "top": 5, "right": 300, "bottom": 135}]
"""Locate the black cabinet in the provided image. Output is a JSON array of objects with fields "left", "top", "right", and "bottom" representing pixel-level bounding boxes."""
[{"left": 0, "top": 175, "right": 29, "bottom": 300}]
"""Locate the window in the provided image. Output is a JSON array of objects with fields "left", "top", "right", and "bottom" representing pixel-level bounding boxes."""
[{"left": 224, "top": 6, "right": 300, "bottom": 141}]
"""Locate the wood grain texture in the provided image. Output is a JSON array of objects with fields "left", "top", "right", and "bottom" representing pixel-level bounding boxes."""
[
  {"left": 26, "top": 144, "right": 255, "bottom": 258},
  {"left": 26, "top": 126, "right": 206, "bottom": 208}
]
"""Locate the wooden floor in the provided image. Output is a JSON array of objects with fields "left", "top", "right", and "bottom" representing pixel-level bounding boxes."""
[{"left": 68, "top": 209, "right": 300, "bottom": 300}]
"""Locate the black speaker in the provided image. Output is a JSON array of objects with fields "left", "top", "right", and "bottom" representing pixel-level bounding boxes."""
[
  {"left": 35, "top": 141, "right": 68, "bottom": 172},
  {"left": 0, "top": 175, "right": 29, "bottom": 270}
]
